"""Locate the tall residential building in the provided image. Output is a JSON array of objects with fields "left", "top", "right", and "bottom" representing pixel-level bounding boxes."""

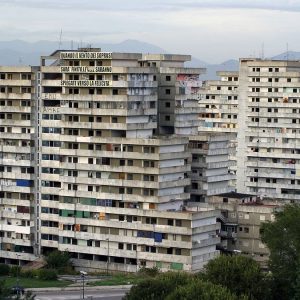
[
  {"left": 0, "top": 66, "right": 38, "bottom": 262},
  {"left": 198, "top": 71, "right": 239, "bottom": 134},
  {"left": 236, "top": 59, "right": 300, "bottom": 202},
  {"left": 197, "top": 71, "right": 239, "bottom": 192},
  {"left": 0, "top": 49, "right": 220, "bottom": 272},
  {"left": 189, "top": 133, "right": 235, "bottom": 202}
]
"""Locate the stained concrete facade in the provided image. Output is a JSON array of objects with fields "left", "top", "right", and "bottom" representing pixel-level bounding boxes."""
[
  {"left": 236, "top": 59, "right": 300, "bottom": 203},
  {"left": 0, "top": 49, "right": 220, "bottom": 272}
]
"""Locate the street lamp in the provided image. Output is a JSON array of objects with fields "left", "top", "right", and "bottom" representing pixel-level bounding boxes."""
[
  {"left": 80, "top": 271, "right": 87, "bottom": 299},
  {"left": 16, "top": 253, "right": 21, "bottom": 296},
  {"left": 106, "top": 238, "right": 110, "bottom": 275}
]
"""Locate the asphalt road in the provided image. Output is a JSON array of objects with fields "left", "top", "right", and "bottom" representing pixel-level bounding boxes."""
[{"left": 34, "top": 287, "right": 129, "bottom": 300}]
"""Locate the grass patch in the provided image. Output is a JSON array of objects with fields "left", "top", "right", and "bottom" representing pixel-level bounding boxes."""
[
  {"left": 3, "top": 277, "right": 71, "bottom": 288},
  {"left": 88, "top": 274, "right": 143, "bottom": 286}
]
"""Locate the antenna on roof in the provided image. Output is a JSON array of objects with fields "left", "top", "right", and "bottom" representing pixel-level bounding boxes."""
[
  {"left": 286, "top": 43, "right": 289, "bottom": 61},
  {"left": 71, "top": 40, "right": 74, "bottom": 50},
  {"left": 58, "top": 29, "right": 63, "bottom": 50},
  {"left": 261, "top": 42, "right": 264, "bottom": 59}
]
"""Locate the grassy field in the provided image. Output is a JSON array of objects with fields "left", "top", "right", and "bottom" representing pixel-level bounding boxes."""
[
  {"left": 3, "top": 277, "right": 72, "bottom": 288},
  {"left": 88, "top": 274, "right": 142, "bottom": 286}
]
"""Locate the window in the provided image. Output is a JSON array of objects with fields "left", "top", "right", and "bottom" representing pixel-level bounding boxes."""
[
  {"left": 244, "top": 227, "right": 249, "bottom": 233},
  {"left": 165, "top": 102, "right": 171, "bottom": 108},
  {"left": 165, "top": 115, "right": 170, "bottom": 121},
  {"left": 144, "top": 160, "right": 154, "bottom": 168},
  {"left": 165, "top": 89, "right": 171, "bottom": 95},
  {"left": 175, "top": 248, "right": 181, "bottom": 255}
]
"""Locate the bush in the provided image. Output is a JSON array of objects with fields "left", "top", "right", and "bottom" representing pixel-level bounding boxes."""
[
  {"left": 124, "top": 272, "right": 191, "bottom": 300},
  {"left": 20, "top": 270, "right": 37, "bottom": 278},
  {"left": 9, "top": 265, "right": 21, "bottom": 277},
  {"left": 201, "top": 255, "right": 268, "bottom": 300},
  {"left": 45, "top": 250, "right": 71, "bottom": 271},
  {"left": 166, "top": 280, "right": 248, "bottom": 300},
  {"left": 138, "top": 267, "right": 160, "bottom": 278},
  {"left": 38, "top": 269, "right": 57, "bottom": 280},
  {"left": 0, "top": 264, "right": 10, "bottom": 276}
]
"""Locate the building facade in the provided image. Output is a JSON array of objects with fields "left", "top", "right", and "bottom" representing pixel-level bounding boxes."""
[
  {"left": 208, "top": 192, "right": 278, "bottom": 267},
  {"left": 189, "top": 133, "right": 235, "bottom": 202},
  {"left": 236, "top": 59, "right": 300, "bottom": 203},
  {"left": 0, "top": 49, "right": 220, "bottom": 272}
]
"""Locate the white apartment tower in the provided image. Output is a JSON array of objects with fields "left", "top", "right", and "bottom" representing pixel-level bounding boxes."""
[
  {"left": 237, "top": 59, "right": 300, "bottom": 202},
  {"left": 198, "top": 71, "right": 239, "bottom": 134}
]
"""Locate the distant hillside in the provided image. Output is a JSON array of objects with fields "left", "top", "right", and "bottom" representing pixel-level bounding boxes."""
[
  {"left": 270, "top": 51, "right": 300, "bottom": 60},
  {"left": 0, "top": 39, "right": 166, "bottom": 66},
  {"left": 0, "top": 40, "right": 298, "bottom": 80}
]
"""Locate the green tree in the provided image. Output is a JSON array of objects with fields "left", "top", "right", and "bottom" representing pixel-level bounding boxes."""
[
  {"left": 123, "top": 272, "right": 191, "bottom": 300},
  {"left": 202, "top": 254, "right": 268, "bottom": 300},
  {"left": 261, "top": 204, "right": 300, "bottom": 300},
  {"left": 0, "top": 279, "right": 12, "bottom": 299},
  {"left": 45, "top": 250, "right": 71, "bottom": 271},
  {"left": 166, "top": 280, "right": 248, "bottom": 300}
]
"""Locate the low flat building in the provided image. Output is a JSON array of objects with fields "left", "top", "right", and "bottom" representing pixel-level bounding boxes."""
[{"left": 208, "top": 192, "right": 279, "bottom": 267}]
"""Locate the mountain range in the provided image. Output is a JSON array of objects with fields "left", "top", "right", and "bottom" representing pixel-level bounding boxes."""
[{"left": 0, "top": 39, "right": 299, "bottom": 80}]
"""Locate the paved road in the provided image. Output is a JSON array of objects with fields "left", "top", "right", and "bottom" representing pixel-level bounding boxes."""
[{"left": 35, "top": 287, "right": 129, "bottom": 300}]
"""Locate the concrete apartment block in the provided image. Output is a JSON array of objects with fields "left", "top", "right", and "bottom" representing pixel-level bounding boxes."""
[
  {"left": 0, "top": 49, "right": 220, "bottom": 272},
  {"left": 208, "top": 192, "right": 279, "bottom": 267},
  {"left": 236, "top": 59, "right": 300, "bottom": 203},
  {"left": 189, "top": 133, "right": 235, "bottom": 202}
]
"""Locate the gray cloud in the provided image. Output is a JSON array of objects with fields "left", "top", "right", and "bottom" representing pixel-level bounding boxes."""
[
  {"left": 1, "top": 0, "right": 300, "bottom": 12},
  {"left": 0, "top": 0, "right": 300, "bottom": 63}
]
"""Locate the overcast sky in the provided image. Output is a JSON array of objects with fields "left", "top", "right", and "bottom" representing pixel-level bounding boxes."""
[{"left": 0, "top": 0, "right": 299, "bottom": 63}]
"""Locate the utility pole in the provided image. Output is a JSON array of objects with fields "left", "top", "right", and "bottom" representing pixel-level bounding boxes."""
[{"left": 80, "top": 271, "right": 87, "bottom": 299}]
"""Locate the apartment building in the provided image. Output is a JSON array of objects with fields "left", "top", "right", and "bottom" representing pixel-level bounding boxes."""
[
  {"left": 188, "top": 133, "right": 235, "bottom": 202},
  {"left": 198, "top": 71, "right": 239, "bottom": 188},
  {"left": 198, "top": 71, "right": 239, "bottom": 134},
  {"left": 236, "top": 59, "right": 300, "bottom": 203},
  {"left": 0, "top": 49, "right": 220, "bottom": 272},
  {"left": 0, "top": 66, "right": 38, "bottom": 263},
  {"left": 208, "top": 192, "right": 278, "bottom": 267}
]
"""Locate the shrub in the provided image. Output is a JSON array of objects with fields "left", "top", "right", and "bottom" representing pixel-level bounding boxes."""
[
  {"left": 9, "top": 265, "right": 21, "bottom": 277},
  {"left": 0, "top": 264, "right": 10, "bottom": 276},
  {"left": 20, "top": 270, "right": 37, "bottom": 278},
  {"left": 201, "top": 255, "right": 268, "bottom": 300},
  {"left": 138, "top": 267, "right": 160, "bottom": 278},
  {"left": 124, "top": 272, "right": 191, "bottom": 300},
  {"left": 45, "top": 250, "right": 71, "bottom": 271},
  {"left": 166, "top": 280, "right": 248, "bottom": 300},
  {"left": 38, "top": 269, "right": 57, "bottom": 280}
]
